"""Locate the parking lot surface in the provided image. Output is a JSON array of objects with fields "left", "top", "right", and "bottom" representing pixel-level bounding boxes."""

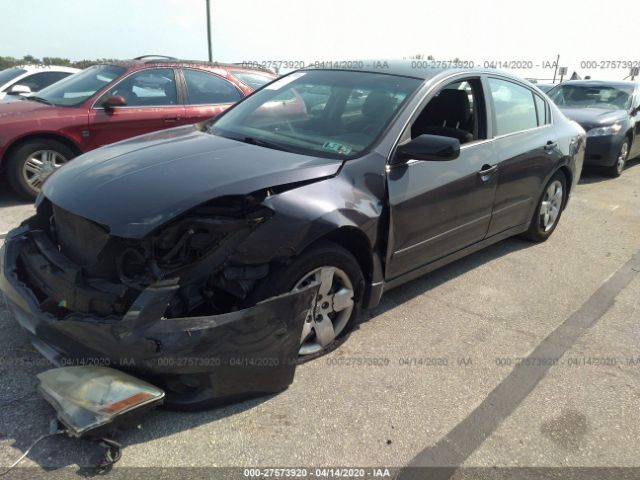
[{"left": 1, "top": 160, "right": 639, "bottom": 477}]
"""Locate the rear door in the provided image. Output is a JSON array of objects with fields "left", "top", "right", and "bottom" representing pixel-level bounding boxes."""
[
  {"left": 87, "top": 68, "right": 185, "bottom": 149},
  {"left": 386, "top": 77, "right": 498, "bottom": 279},
  {"left": 180, "top": 68, "right": 244, "bottom": 124},
  {"left": 484, "top": 76, "right": 561, "bottom": 237}
]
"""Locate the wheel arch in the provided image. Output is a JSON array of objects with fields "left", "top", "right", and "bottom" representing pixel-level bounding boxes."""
[
  {"left": 313, "top": 226, "right": 374, "bottom": 287},
  {"left": 557, "top": 165, "right": 573, "bottom": 204},
  {"left": 2, "top": 132, "right": 82, "bottom": 166},
  {"left": 625, "top": 129, "right": 633, "bottom": 145}
]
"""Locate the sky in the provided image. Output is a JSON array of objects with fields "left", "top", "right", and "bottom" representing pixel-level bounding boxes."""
[{"left": 0, "top": 0, "right": 638, "bottom": 82}]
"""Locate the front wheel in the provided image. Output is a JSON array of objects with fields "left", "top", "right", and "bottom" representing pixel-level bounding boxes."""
[
  {"left": 521, "top": 172, "right": 567, "bottom": 242},
  {"left": 6, "top": 139, "right": 75, "bottom": 199},
  {"left": 604, "top": 140, "right": 629, "bottom": 178},
  {"left": 244, "top": 240, "right": 364, "bottom": 360}
]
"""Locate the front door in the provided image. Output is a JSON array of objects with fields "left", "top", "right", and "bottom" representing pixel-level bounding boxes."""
[
  {"left": 386, "top": 77, "right": 498, "bottom": 280},
  {"left": 87, "top": 68, "right": 185, "bottom": 149}
]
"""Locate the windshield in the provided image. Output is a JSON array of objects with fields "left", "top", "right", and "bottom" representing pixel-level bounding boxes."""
[
  {"left": 549, "top": 84, "right": 633, "bottom": 110},
  {"left": 0, "top": 67, "right": 27, "bottom": 86},
  {"left": 210, "top": 70, "right": 422, "bottom": 159},
  {"left": 34, "top": 64, "right": 126, "bottom": 106}
]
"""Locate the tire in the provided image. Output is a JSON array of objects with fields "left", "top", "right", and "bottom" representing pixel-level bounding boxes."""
[
  {"left": 604, "top": 140, "right": 629, "bottom": 178},
  {"left": 521, "top": 171, "right": 567, "bottom": 242},
  {"left": 6, "top": 139, "right": 75, "bottom": 199},
  {"left": 244, "top": 240, "right": 365, "bottom": 361}
]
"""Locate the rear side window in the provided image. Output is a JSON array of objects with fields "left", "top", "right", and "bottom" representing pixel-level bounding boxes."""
[
  {"left": 183, "top": 69, "right": 242, "bottom": 105},
  {"left": 488, "top": 78, "right": 538, "bottom": 136},
  {"left": 534, "top": 94, "right": 549, "bottom": 125},
  {"left": 231, "top": 71, "right": 274, "bottom": 90}
]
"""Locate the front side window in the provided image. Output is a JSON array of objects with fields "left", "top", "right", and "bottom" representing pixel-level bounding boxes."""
[
  {"left": 549, "top": 84, "right": 633, "bottom": 111},
  {"left": 183, "top": 69, "right": 242, "bottom": 105},
  {"left": 210, "top": 70, "right": 421, "bottom": 159},
  {"left": 97, "top": 68, "right": 177, "bottom": 107},
  {"left": 12, "top": 71, "right": 71, "bottom": 92},
  {"left": 411, "top": 79, "right": 487, "bottom": 144},
  {"left": 35, "top": 64, "right": 126, "bottom": 106},
  {"left": 488, "top": 78, "right": 538, "bottom": 136}
]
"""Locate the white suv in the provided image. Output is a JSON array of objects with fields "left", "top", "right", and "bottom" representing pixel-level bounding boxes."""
[{"left": 0, "top": 65, "right": 80, "bottom": 100}]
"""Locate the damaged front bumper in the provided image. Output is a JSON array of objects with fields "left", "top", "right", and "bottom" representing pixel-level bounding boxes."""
[{"left": 0, "top": 226, "right": 317, "bottom": 410}]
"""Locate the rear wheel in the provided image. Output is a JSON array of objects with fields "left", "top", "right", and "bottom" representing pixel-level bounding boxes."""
[
  {"left": 245, "top": 240, "right": 364, "bottom": 360},
  {"left": 521, "top": 171, "right": 566, "bottom": 242},
  {"left": 6, "top": 139, "right": 75, "bottom": 199},
  {"left": 604, "top": 140, "right": 628, "bottom": 178}
]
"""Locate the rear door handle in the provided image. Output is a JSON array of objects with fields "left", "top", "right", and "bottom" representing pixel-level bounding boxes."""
[
  {"left": 478, "top": 164, "right": 498, "bottom": 180},
  {"left": 544, "top": 141, "right": 558, "bottom": 151},
  {"left": 163, "top": 116, "right": 181, "bottom": 123}
]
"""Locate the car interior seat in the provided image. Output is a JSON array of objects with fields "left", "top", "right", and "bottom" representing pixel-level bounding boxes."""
[
  {"left": 412, "top": 89, "right": 474, "bottom": 143},
  {"left": 345, "top": 92, "right": 396, "bottom": 134}
]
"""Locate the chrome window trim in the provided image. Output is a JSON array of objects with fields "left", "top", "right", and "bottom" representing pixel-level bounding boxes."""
[{"left": 392, "top": 138, "right": 495, "bottom": 169}]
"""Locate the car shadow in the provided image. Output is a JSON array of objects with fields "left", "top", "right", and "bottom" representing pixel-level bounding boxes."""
[
  {"left": 0, "top": 180, "right": 31, "bottom": 208},
  {"left": 0, "top": 234, "right": 532, "bottom": 475},
  {"left": 578, "top": 155, "right": 640, "bottom": 185}
]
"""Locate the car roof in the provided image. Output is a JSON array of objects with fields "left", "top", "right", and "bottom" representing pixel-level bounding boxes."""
[
  {"left": 300, "top": 59, "right": 535, "bottom": 84},
  {"left": 15, "top": 65, "right": 80, "bottom": 73},
  {"left": 558, "top": 79, "right": 638, "bottom": 88},
  {"left": 102, "top": 56, "right": 276, "bottom": 76}
]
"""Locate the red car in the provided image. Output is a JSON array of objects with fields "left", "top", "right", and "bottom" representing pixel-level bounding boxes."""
[{"left": 0, "top": 56, "right": 276, "bottom": 198}]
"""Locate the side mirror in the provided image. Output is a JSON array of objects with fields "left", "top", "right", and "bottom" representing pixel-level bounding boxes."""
[
  {"left": 8, "top": 84, "right": 31, "bottom": 96},
  {"left": 103, "top": 95, "right": 127, "bottom": 109},
  {"left": 393, "top": 134, "right": 461, "bottom": 164}
]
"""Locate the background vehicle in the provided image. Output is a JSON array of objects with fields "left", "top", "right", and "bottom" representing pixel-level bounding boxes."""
[
  {"left": 535, "top": 83, "right": 556, "bottom": 93},
  {"left": 0, "top": 65, "right": 79, "bottom": 100},
  {"left": 0, "top": 56, "right": 275, "bottom": 198},
  {"left": 1, "top": 63, "right": 585, "bottom": 408},
  {"left": 548, "top": 80, "right": 640, "bottom": 177}
]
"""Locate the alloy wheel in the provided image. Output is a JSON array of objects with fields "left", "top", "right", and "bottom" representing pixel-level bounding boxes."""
[
  {"left": 293, "top": 266, "right": 355, "bottom": 356},
  {"left": 539, "top": 180, "right": 563, "bottom": 232},
  {"left": 22, "top": 149, "right": 68, "bottom": 192},
  {"left": 616, "top": 142, "right": 629, "bottom": 175}
]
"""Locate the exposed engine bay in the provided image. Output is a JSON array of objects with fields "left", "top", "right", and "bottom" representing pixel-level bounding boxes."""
[{"left": 21, "top": 194, "right": 275, "bottom": 321}]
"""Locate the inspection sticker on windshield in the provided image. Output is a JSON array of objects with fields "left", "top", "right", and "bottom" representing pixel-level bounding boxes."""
[
  {"left": 322, "top": 141, "right": 353, "bottom": 155},
  {"left": 265, "top": 72, "right": 307, "bottom": 90}
]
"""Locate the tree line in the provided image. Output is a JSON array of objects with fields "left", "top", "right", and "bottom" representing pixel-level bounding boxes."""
[{"left": 0, "top": 55, "right": 119, "bottom": 70}]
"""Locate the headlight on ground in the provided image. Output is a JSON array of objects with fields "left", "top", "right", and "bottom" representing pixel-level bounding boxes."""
[
  {"left": 586, "top": 123, "right": 622, "bottom": 137},
  {"left": 37, "top": 367, "right": 164, "bottom": 437}
]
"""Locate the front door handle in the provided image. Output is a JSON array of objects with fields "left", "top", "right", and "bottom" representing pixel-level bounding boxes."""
[
  {"left": 163, "top": 116, "right": 181, "bottom": 123},
  {"left": 544, "top": 140, "right": 558, "bottom": 151},
  {"left": 478, "top": 164, "right": 498, "bottom": 181}
]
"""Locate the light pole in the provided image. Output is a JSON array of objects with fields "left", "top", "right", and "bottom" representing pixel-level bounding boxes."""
[{"left": 206, "top": 0, "right": 212, "bottom": 62}]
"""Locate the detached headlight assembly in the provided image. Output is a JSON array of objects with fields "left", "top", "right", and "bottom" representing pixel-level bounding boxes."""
[{"left": 587, "top": 123, "right": 622, "bottom": 137}]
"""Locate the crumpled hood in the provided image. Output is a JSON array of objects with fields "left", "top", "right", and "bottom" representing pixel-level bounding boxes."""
[
  {"left": 42, "top": 125, "right": 342, "bottom": 238},
  {"left": 559, "top": 107, "right": 628, "bottom": 130}
]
